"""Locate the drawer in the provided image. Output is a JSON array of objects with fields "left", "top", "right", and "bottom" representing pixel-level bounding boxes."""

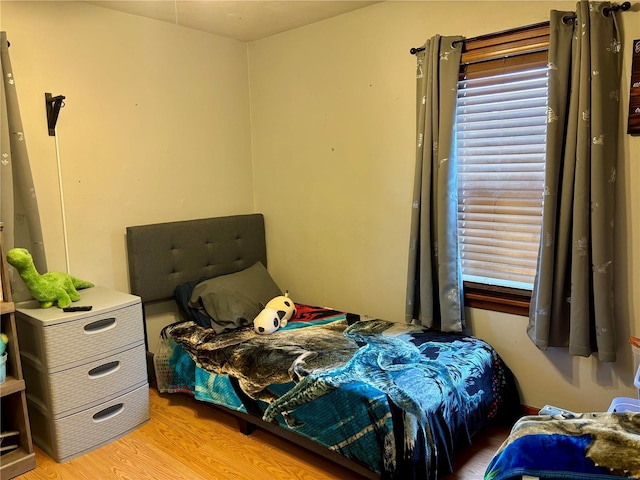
[
  {"left": 40, "top": 383, "right": 149, "bottom": 462},
  {"left": 49, "top": 344, "right": 147, "bottom": 417},
  {"left": 43, "top": 303, "right": 143, "bottom": 369}
]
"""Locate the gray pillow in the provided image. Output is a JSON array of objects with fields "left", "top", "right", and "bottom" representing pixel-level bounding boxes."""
[{"left": 188, "top": 262, "right": 282, "bottom": 333}]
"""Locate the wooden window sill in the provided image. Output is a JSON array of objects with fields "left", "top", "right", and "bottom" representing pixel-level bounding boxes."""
[{"left": 463, "top": 281, "right": 531, "bottom": 317}]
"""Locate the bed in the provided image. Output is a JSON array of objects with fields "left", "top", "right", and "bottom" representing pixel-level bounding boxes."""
[
  {"left": 484, "top": 412, "right": 640, "bottom": 480},
  {"left": 126, "top": 213, "right": 521, "bottom": 480},
  {"left": 485, "top": 366, "right": 640, "bottom": 480}
]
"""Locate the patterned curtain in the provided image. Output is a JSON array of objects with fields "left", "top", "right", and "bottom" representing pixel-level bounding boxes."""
[
  {"left": 1, "top": 32, "right": 47, "bottom": 300},
  {"left": 406, "top": 35, "right": 464, "bottom": 332},
  {"left": 528, "top": 2, "right": 622, "bottom": 361}
]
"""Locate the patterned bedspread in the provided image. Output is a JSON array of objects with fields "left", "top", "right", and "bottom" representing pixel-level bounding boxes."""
[
  {"left": 157, "top": 312, "right": 519, "bottom": 479},
  {"left": 485, "top": 413, "right": 640, "bottom": 480}
]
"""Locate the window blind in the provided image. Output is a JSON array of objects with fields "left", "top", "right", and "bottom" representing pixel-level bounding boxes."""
[{"left": 456, "top": 66, "right": 548, "bottom": 289}]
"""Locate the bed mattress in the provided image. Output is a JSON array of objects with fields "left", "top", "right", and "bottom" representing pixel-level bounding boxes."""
[{"left": 155, "top": 308, "right": 519, "bottom": 480}]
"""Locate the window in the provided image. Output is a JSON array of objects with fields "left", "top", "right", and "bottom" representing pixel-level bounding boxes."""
[{"left": 455, "top": 23, "right": 550, "bottom": 315}]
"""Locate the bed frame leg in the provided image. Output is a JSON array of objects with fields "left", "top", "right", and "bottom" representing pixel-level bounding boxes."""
[{"left": 237, "top": 418, "right": 256, "bottom": 435}]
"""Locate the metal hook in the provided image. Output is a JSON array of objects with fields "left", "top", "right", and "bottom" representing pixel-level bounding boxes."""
[{"left": 45, "top": 93, "right": 66, "bottom": 136}]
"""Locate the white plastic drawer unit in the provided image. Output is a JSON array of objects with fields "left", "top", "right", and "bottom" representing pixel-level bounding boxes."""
[
  {"left": 15, "top": 286, "right": 149, "bottom": 463},
  {"left": 16, "top": 286, "right": 144, "bottom": 369}
]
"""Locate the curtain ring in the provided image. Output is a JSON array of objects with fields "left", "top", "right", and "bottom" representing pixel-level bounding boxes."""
[{"left": 562, "top": 14, "right": 576, "bottom": 25}]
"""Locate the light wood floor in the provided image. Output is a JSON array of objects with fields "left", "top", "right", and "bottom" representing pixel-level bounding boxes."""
[{"left": 18, "top": 387, "right": 511, "bottom": 480}]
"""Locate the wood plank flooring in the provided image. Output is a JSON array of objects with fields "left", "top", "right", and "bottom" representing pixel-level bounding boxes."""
[{"left": 18, "top": 387, "right": 511, "bottom": 480}]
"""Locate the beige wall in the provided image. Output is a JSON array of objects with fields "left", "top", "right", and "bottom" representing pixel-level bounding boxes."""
[
  {"left": 1, "top": 1, "right": 639, "bottom": 413},
  {"left": 249, "top": 1, "right": 640, "bottom": 411},
  {"left": 0, "top": 1, "right": 254, "bottom": 291}
]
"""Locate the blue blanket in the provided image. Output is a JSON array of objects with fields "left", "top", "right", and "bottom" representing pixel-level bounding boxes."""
[
  {"left": 158, "top": 316, "right": 519, "bottom": 479},
  {"left": 485, "top": 413, "right": 640, "bottom": 480}
]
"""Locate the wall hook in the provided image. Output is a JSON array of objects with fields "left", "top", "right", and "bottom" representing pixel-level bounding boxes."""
[{"left": 45, "top": 92, "right": 65, "bottom": 136}]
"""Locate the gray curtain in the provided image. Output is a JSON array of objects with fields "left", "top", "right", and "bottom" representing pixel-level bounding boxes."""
[
  {"left": 528, "top": 2, "right": 622, "bottom": 361},
  {"left": 406, "top": 35, "right": 464, "bottom": 332},
  {"left": 1, "top": 32, "right": 47, "bottom": 300}
]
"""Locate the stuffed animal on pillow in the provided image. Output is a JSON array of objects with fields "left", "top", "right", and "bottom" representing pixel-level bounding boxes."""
[
  {"left": 254, "top": 291, "right": 296, "bottom": 335},
  {"left": 6, "top": 248, "right": 94, "bottom": 309}
]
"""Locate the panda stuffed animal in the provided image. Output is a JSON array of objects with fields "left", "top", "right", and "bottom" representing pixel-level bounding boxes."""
[{"left": 254, "top": 291, "right": 296, "bottom": 334}]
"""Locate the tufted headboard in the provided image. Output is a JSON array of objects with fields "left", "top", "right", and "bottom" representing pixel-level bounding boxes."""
[{"left": 126, "top": 214, "right": 267, "bottom": 304}]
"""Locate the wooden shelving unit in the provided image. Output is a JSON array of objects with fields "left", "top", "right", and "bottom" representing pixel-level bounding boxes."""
[{"left": 0, "top": 223, "right": 36, "bottom": 478}]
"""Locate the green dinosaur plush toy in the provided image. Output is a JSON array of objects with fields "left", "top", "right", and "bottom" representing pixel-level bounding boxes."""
[{"left": 6, "top": 248, "right": 94, "bottom": 309}]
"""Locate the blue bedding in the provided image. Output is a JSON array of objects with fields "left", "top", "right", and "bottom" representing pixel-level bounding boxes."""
[
  {"left": 484, "top": 413, "right": 640, "bottom": 480},
  {"left": 157, "top": 312, "right": 519, "bottom": 479}
]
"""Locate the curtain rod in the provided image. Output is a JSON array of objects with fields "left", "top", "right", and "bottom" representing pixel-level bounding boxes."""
[
  {"left": 409, "top": 20, "right": 548, "bottom": 55},
  {"left": 408, "top": 1, "right": 631, "bottom": 55},
  {"left": 562, "top": 0, "right": 630, "bottom": 23}
]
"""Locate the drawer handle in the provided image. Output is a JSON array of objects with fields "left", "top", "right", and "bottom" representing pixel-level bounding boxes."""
[
  {"left": 83, "top": 317, "right": 117, "bottom": 334},
  {"left": 92, "top": 403, "right": 124, "bottom": 423},
  {"left": 88, "top": 361, "right": 121, "bottom": 379}
]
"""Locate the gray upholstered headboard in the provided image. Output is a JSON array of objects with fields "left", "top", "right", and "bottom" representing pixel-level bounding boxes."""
[{"left": 126, "top": 214, "right": 267, "bottom": 304}]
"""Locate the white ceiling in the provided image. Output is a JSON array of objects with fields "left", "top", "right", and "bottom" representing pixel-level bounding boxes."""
[{"left": 85, "top": 1, "right": 379, "bottom": 42}]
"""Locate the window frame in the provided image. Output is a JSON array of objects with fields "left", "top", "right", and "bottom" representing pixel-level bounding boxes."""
[{"left": 457, "top": 22, "right": 550, "bottom": 316}]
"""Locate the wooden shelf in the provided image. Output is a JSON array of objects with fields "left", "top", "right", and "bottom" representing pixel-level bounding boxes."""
[
  {"left": 1, "top": 301, "right": 15, "bottom": 315},
  {"left": 0, "top": 376, "right": 25, "bottom": 397},
  {"left": 0, "top": 447, "right": 36, "bottom": 480},
  {"left": 0, "top": 223, "right": 35, "bottom": 478}
]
